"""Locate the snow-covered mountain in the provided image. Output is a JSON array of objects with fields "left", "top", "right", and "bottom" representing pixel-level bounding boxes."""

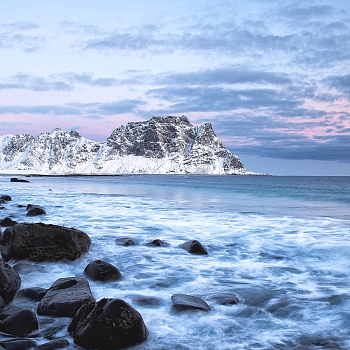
[{"left": 0, "top": 116, "right": 253, "bottom": 175}]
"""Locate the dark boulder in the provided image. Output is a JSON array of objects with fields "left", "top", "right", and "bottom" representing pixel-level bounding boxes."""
[
  {"left": 0, "top": 207, "right": 5, "bottom": 210},
  {"left": 26, "top": 204, "right": 43, "bottom": 211},
  {"left": 17, "top": 287, "right": 47, "bottom": 301},
  {"left": 69, "top": 298, "right": 148, "bottom": 350},
  {"left": 10, "top": 178, "right": 29, "bottom": 183},
  {"left": 0, "top": 217, "right": 18, "bottom": 227},
  {"left": 0, "top": 223, "right": 91, "bottom": 262},
  {"left": 146, "top": 239, "right": 169, "bottom": 247},
  {"left": 37, "top": 338, "right": 69, "bottom": 350},
  {"left": 26, "top": 208, "right": 46, "bottom": 216},
  {"left": 171, "top": 294, "right": 211, "bottom": 312},
  {"left": 37, "top": 277, "right": 95, "bottom": 317},
  {"left": 181, "top": 240, "right": 208, "bottom": 255},
  {"left": 0, "top": 258, "right": 21, "bottom": 302},
  {"left": 0, "top": 306, "right": 38, "bottom": 337},
  {"left": 0, "top": 339, "right": 37, "bottom": 350},
  {"left": 115, "top": 238, "right": 135, "bottom": 246},
  {"left": 0, "top": 196, "right": 12, "bottom": 202},
  {"left": 84, "top": 260, "right": 122, "bottom": 282}
]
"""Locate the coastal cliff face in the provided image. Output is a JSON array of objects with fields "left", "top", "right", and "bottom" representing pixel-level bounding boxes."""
[{"left": 0, "top": 116, "right": 251, "bottom": 175}]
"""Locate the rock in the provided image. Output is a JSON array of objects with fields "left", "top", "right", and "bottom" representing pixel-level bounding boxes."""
[
  {"left": 0, "top": 217, "right": 18, "bottom": 227},
  {"left": 0, "top": 258, "right": 21, "bottom": 302},
  {"left": 0, "top": 223, "right": 91, "bottom": 262},
  {"left": 37, "top": 338, "right": 69, "bottom": 350},
  {"left": 207, "top": 293, "right": 239, "bottom": 305},
  {"left": 0, "top": 339, "right": 37, "bottom": 350},
  {"left": 26, "top": 208, "right": 46, "bottom": 216},
  {"left": 0, "top": 196, "right": 12, "bottom": 202},
  {"left": 0, "top": 295, "right": 4, "bottom": 309},
  {"left": 181, "top": 240, "right": 208, "bottom": 255},
  {"left": 115, "top": 237, "right": 135, "bottom": 246},
  {"left": 26, "top": 204, "right": 43, "bottom": 211},
  {"left": 68, "top": 298, "right": 148, "bottom": 350},
  {"left": 0, "top": 306, "right": 38, "bottom": 337},
  {"left": 10, "top": 178, "right": 29, "bottom": 183},
  {"left": 84, "top": 260, "right": 122, "bottom": 282},
  {"left": 146, "top": 239, "right": 169, "bottom": 247},
  {"left": 17, "top": 287, "right": 47, "bottom": 301},
  {"left": 133, "top": 296, "right": 162, "bottom": 307},
  {"left": 37, "top": 277, "right": 95, "bottom": 317},
  {"left": 171, "top": 294, "right": 211, "bottom": 312},
  {"left": 0, "top": 207, "right": 5, "bottom": 210}
]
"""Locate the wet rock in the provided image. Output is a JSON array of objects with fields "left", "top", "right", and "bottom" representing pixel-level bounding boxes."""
[
  {"left": 37, "top": 277, "right": 95, "bottom": 317},
  {"left": 17, "top": 287, "right": 47, "bottom": 301},
  {"left": 207, "top": 293, "right": 239, "bottom": 305},
  {"left": 37, "top": 338, "right": 69, "bottom": 350},
  {"left": 0, "top": 223, "right": 91, "bottom": 262},
  {"left": 10, "top": 178, "right": 29, "bottom": 183},
  {"left": 0, "top": 207, "right": 5, "bottom": 210},
  {"left": 0, "top": 306, "right": 38, "bottom": 337},
  {"left": 171, "top": 294, "right": 211, "bottom": 312},
  {"left": 68, "top": 298, "right": 148, "bottom": 350},
  {"left": 133, "top": 296, "right": 163, "bottom": 307},
  {"left": 84, "top": 260, "right": 122, "bottom": 282},
  {"left": 146, "top": 239, "right": 169, "bottom": 247},
  {"left": 181, "top": 240, "right": 208, "bottom": 255},
  {"left": 26, "top": 207, "right": 46, "bottom": 216},
  {"left": 0, "top": 258, "right": 21, "bottom": 302},
  {"left": 115, "top": 237, "right": 135, "bottom": 246},
  {"left": 0, "top": 217, "right": 18, "bottom": 227},
  {"left": 0, "top": 196, "right": 12, "bottom": 202},
  {"left": 0, "top": 339, "right": 37, "bottom": 350}
]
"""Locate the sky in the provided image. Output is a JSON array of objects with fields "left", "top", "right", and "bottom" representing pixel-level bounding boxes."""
[{"left": 1, "top": 0, "right": 350, "bottom": 175}]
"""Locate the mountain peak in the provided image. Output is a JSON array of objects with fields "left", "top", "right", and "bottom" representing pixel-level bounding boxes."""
[{"left": 0, "top": 116, "right": 253, "bottom": 175}]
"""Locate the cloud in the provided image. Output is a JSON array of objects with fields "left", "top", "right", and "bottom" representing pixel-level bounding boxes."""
[
  {"left": 0, "top": 99, "right": 147, "bottom": 116},
  {"left": 0, "top": 22, "right": 43, "bottom": 52},
  {"left": 155, "top": 68, "right": 291, "bottom": 86}
]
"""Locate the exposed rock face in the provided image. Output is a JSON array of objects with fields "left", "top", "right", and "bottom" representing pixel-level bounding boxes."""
[
  {"left": 68, "top": 298, "right": 148, "bottom": 350},
  {"left": 0, "top": 306, "right": 39, "bottom": 337},
  {"left": 0, "top": 258, "right": 21, "bottom": 302},
  {"left": 37, "top": 277, "right": 95, "bottom": 317},
  {"left": 84, "top": 260, "right": 122, "bottom": 282},
  {"left": 0, "top": 116, "right": 251, "bottom": 175},
  {"left": 0, "top": 223, "right": 91, "bottom": 262}
]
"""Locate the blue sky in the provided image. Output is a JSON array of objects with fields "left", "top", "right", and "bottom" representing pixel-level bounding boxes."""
[{"left": 1, "top": 0, "right": 350, "bottom": 175}]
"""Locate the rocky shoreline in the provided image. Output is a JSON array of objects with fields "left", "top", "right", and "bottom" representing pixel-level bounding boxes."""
[{"left": 0, "top": 194, "right": 224, "bottom": 350}]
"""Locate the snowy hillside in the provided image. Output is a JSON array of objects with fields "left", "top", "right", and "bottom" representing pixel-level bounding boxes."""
[{"left": 0, "top": 116, "right": 253, "bottom": 175}]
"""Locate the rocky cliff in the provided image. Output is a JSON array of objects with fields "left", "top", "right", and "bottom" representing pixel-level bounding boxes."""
[{"left": 0, "top": 116, "right": 252, "bottom": 175}]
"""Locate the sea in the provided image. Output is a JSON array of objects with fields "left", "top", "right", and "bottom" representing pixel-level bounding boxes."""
[{"left": 0, "top": 175, "right": 350, "bottom": 350}]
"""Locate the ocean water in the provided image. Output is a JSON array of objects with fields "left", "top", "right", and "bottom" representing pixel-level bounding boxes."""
[{"left": 0, "top": 175, "right": 350, "bottom": 349}]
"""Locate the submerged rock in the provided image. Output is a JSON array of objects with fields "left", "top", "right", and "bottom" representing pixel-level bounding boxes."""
[
  {"left": 171, "top": 294, "right": 211, "bottom": 312},
  {"left": 0, "top": 339, "right": 37, "bottom": 350},
  {"left": 0, "top": 223, "right": 91, "bottom": 262},
  {"left": 115, "top": 237, "right": 135, "bottom": 246},
  {"left": 0, "top": 217, "right": 18, "bottom": 227},
  {"left": 69, "top": 298, "right": 148, "bottom": 350},
  {"left": 26, "top": 207, "right": 46, "bottom": 216},
  {"left": 133, "top": 296, "right": 163, "bottom": 307},
  {"left": 181, "top": 240, "right": 208, "bottom": 255},
  {"left": 146, "top": 239, "right": 169, "bottom": 247},
  {"left": 207, "top": 293, "right": 240, "bottom": 305},
  {"left": 0, "top": 196, "right": 12, "bottom": 202},
  {"left": 17, "top": 287, "right": 47, "bottom": 301},
  {"left": 10, "top": 178, "right": 29, "bottom": 183},
  {"left": 37, "top": 277, "right": 95, "bottom": 317},
  {"left": 0, "top": 258, "right": 21, "bottom": 302},
  {"left": 37, "top": 338, "right": 70, "bottom": 350},
  {"left": 0, "top": 306, "right": 38, "bottom": 337},
  {"left": 84, "top": 260, "right": 122, "bottom": 282}
]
